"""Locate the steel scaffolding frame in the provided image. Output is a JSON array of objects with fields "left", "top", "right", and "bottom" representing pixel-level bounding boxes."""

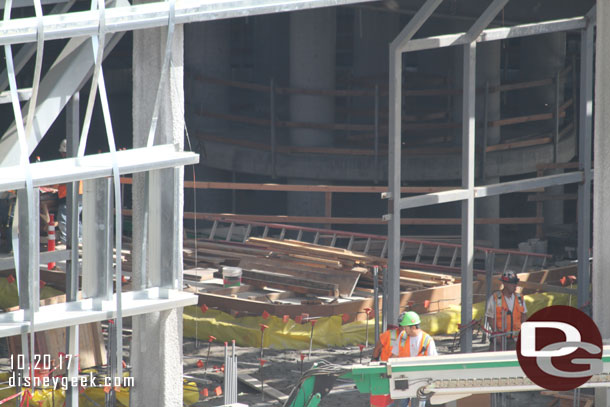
[
  {"left": 387, "top": 2, "right": 595, "bottom": 352},
  {"left": 0, "top": 0, "right": 204, "bottom": 404}
]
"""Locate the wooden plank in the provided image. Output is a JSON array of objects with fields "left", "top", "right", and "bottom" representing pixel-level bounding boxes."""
[
  {"left": 247, "top": 238, "right": 382, "bottom": 266},
  {"left": 493, "top": 78, "right": 553, "bottom": 92},
  {"left": 247, "top": 291, "right": 300, "bottom": 302},
  {"left": 485, "top": 136, "right": 552, "bottom": 152},
  {"left": 239, "top": 259, "right": 360, "bottom": 296},
  {"left": 241, "top": 269, "right": 339, "bottom": 297},
  {"left": 183, "top": 268, "right": 216, "bottom": 281},
  {"left": 517, "top": 280, "right": 577, "bottom": 295},
  {"left": 196, "top": 279, "right": 469, "bottom": 321},
  {"left": 399, "top": 269, "right": 455, "bottom": 284},
  {"left": 208, "top": 285, "right": 256, "bottom": 296},
  {"left": 476, "top": 265, "right": 578, "bottom": 296},
  {"left": 238, "top": 373, "right": 289, "bottom": 402}
]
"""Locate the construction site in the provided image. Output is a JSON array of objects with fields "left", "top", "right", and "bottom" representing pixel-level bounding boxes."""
[{"left": 0, "top": 0, "right": 608, "bottom": 406}]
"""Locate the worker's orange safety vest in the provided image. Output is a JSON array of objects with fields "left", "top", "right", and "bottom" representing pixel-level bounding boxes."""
[
  {"left": 58, "top": 182, "right": 83, "bottom": 199},
  {"left": 378, "top": 329, "right": 406, "bottom": 362},
  {"left": 494, "top": 292, "right": 524, "bottom": 337},
  {"left": 397, "top": 332, "right": 432, "bottom": 357},
  {"left": 371, "top": 330, "right": 431, "bottom": 407}
]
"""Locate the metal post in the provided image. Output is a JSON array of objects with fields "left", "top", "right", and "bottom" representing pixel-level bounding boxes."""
[
  {"left": 484, "top": 252, "right": 495, "bottom": 342},
  {"left": 387, "top": 0, "right": 443, "bottom": 331},
  {"left": 374, "top": 84, "right": 379, "bottom": 184},
  {"left": 460, "top": 41, "right": 476, "bottom": 354},
  {"left": 65, "top": 91, "right": 80, "bottom": 407},
  {"left": 577, "top": 24, "right": 593, "bottom": 312},
  {"left": 382, "top": 266, "right": 388, "bottom": 332},
  {"left": 270, "top": 77, "right": 276, "bottom": 179},
  {"left": 482, "top": 81, "right": 489, "bottom": 180},
  {"left": 456, "top": 0, "right": 509, "bottom": 354},
  {"left": 106, "top": 320, "right": 117, "bottom": 407},
  {"left": 149, "top": 168, "right": 181, "bottom": 292},
  {"left": 554, "top": 71, "right": 560, "bottom": 163},
  {"left": 373, "top": 265, "right": 380, "bottom": 345},
  {"left": 82, "top": 178, "right": 114, "bottom": 307},
  {"left": 387, "top": 45, "right": 402, "bottom": 329}
]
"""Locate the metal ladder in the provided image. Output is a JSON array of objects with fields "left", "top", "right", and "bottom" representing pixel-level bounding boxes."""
[{"left": 198, "top": 214, "right": 550, "bottom": 275}]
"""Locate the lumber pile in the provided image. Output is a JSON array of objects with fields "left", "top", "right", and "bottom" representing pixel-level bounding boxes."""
[{"left": 184, "top": 237, "right": 454, "bottom": 299}]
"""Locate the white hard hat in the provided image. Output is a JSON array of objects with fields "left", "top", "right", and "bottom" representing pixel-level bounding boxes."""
[{"left": 59, "top": 139, "right": 67, "bottom": 153}]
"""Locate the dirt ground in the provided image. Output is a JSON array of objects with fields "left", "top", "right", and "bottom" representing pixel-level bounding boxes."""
[{"left": 182, "top": 334, "right": 566, "bottom": 407}]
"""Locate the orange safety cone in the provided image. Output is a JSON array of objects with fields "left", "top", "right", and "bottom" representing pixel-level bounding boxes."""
[{"left": 47, "top": 214, "right": 56, "bottom": 270}]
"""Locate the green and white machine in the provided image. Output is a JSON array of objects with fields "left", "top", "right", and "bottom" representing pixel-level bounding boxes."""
[{"left": 285, "top": 346, "right": 610, "bottom": 406}]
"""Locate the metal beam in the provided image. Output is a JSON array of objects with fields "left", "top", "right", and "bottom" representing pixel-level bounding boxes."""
[
  {"left": 82, "top": 178, "right": 113, "bottom": 308},
  {"left": 460, "top": 41, "right": 476, "bottom": 354},
  {"left": 148, "top": 168, "right": 181, "bottom": 292},
  {"left": 390, "top": 0, "right": 444, "bottom": 50},
  {"left": 0, "top": 0, "right": 76, "bottom": 93},
  {"left": 387, "top": 0, "right": 444, "bottom": 329},
  {"left": 0, "top": 144, "right": 198, "bottom": 193},
  {"left": 397, "top": 189, "right": 469, "bottom": 211},
  {"left": 64, "top": 92, "right": 79, "bottom": 407},
  {"left": 0, "top": 17, "right": 125, "bottom": 166},
  {"left": 462, "top": 0, "right": 509, "bottom": 43},
  {"left": 17, "top": 189, "right": 40, "bottom": 315},
  {"left": 475, "top": 172, "right": 584, "bottom": 198},
  {"left": 0, "top": 288, "right": 197, "bottom": 337},
  {"left": 456, "top": 0, "right": 509, "bottom": 354},
  {"left": 0, "top": 0, "right": 376, "bottom": 47},
  {"left": 405, "top": 17, "right": 587, "bottom": 52},
  {"left": 577, "top": 15, "right": 594, "bottom": 312},
  {"left": 384, "top": 172, "right": 585, "bottom": 214}
]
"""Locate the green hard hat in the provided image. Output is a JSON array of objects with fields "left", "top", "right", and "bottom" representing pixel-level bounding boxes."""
[{"left": 399, "top": 311, "right": 421, "bottom": 326}]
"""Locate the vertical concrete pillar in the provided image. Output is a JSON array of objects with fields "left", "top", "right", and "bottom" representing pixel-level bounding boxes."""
[
  {"left": 130, "top": 6, "right": 184, "bottom": 406},
  {"left": 476, "top": 42, "right": 501, "bottom": 248},
  {"left": 287, "top": 8, "right": 335, "bottom": 218},
  {"left": 352, "top": 9, "right": 399, "bottom": 83},
  {"left": 520, "top": 33, "right": 566, "bottom": 231},
  {"left": 185, "top": 20, "right": 230, "bottom": 132},
  {"left": 253, "top": 14, "right": 289, "bottom": 88},
  {"left": 594, "top": 1, "right": 610, "bottom": 405},
  {"left": 184, "top": 20, "right": 232, "bottom": 213}
]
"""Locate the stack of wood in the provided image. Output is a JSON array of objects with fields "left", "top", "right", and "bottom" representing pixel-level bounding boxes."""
[{"left": 182, "top": 237, "right": 454, "bottom": 298}]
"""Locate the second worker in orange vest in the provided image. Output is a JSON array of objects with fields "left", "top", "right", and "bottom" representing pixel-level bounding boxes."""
[
  {"left": 370, "top": 311, "right": 437, "bottom": 407},
  {"left": 485, "top": 269, "right": 528, "bottom": 351}
]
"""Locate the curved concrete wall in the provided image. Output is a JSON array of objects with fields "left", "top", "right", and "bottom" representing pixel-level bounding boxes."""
[{"left": 199, "top": 129, "right": 576, "bottom": 182}]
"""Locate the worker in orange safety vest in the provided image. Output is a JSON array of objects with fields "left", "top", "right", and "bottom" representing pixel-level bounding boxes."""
[
  {"left": 370, "top": 311, "right": 437, "bottom": 407},
  {"left": 485, "top": 269, "right": 528, "bottom": 351}
]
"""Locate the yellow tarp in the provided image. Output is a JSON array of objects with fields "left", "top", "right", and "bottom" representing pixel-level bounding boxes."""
[
  {"left": 0, "top": 372, "right": 199, "bottom": 406},
  {"left": 184, "top": 291, "right": 577, "bottom": 349},
  {"left": 0, "top": 276, "right": 63, "bottom": 310}
]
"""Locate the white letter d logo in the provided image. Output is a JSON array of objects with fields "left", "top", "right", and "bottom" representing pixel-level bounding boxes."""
[{"left": 521, "top": 322, "right": 580, "bottom": 357}]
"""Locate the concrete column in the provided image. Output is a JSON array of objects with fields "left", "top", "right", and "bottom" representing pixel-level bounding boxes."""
[
  {"left": 476, "top": 42, "right": 501, "bottom": 248},
  {"left": 352, "top": 9, "right": 399, "bottom": 82},
  {"left": 287, "top": 8, "right": 335, "bottom": 219},
  {"left": 594, "top": 1, "right": 610, "bottom": 405},
  {"left": 184, "top": 19, "right": 232, "bottom": 213},
  {"left": 520, "top": 33, "right": 566, "bottom": 231},
  {"left": 185, "top": 19, "right": 230, "bottom": 132},
  {"left": 131, "top": 7, "right": 184, "bottom": 406},
  {"left": 289, "top": 8, "right": 335, "bottom": 148},
  {"left": 253, "top": 13, "right": 289, "bottom": 88}
]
